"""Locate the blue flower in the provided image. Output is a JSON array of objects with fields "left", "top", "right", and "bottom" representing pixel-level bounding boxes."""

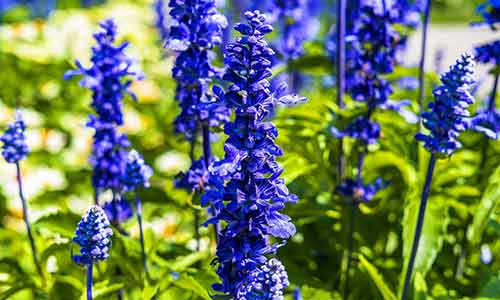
[
  {"left": 0, "top": 110, "right": 30, "bottom": 164},
  {"left": 204, "top": 10, "right": 305, "bottom": 299},
  {"left": 270, "top": 0, "right": 319, "bottom": 60},
  {"left": 87, "top": 116, "right": 130, "bottom": 191},
  {"left": 122, "top": 150, "right": 153, "bottom": 192},
  {"left": 475, "top": 0, "right": 500, "bottom": 29},
  {"left": 64, "top": 19, "right": 141, "bottom": 126},
  {"left": 154, "top": 0, "right": 169, "bottom": 42},
  {"left": 337, "top": 178, "right": 388, "bottom": 203},
  {"left": 175, "top": 157, "right": 211, "bottom": 193},
  {"left": 103, "top": 198, "right": 134, "bottom": 225},
  {"left": 65, "top": 19, "right": 141, "bottom": 192},
  {"left": 331, "top": 117, "right": 381, "bottom": 145},
  {"left": 475, "top": 40, "right": 500, "bottom": 66},
  {"left": 73, "top": 206, "right": 113, "bottom": 265},
  {"left": 166, "top": 0, "right": 230, "bottom": 139},
  {"left": 234, "top": 258, "right": 290, "bottom": 300},
  {"left": 416, "top": 53, "right": 496, "bottom": 156},
  {"left": 293, "top": 287, "right": 302, "bottom": 300}
]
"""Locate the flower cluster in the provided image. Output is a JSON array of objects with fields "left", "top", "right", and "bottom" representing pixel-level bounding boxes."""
[
  {"left": 65, "top": 19, "right": 141, "bottom": 193},
  {"left": 167, "top": 0, "right": 230, "bottom": 140},
  {"left": 0, "top": 111, "right": 30, "bottom": 164},
  {"left": 476, "top": 0, "right": 500, "bottom": 29},
  {"left": 203, "top": 11, "right": 305, "bottom": 299},
  {"left": 475, "top": 40, "right": 500, "bottom": 66},
  {"left": 337, "top": 178, "right": 387, "bottom": 203},
  {"left": 235, "top": 258, "right": 290, "bottom": 300},
  {"left": 154, "top": 0, "right": 169, "bottom": 42},
  {"left": 73, "top": 206, "right": 113, "bottom": 265},
  {"left": 416, "top": 53, "right": 495, "bottom": 156},
  {"left": 103, "top": 197, "right": 133, "bottom": 225},
  {"left": 175, "top": 157, "right": 210, "bottom": 193},
  {"left": 270, "top": 0, "right": 318, "bottom": 60},
  {"left": 122, "top": 150, "right": 153, "bottom": 192},
  {"left": 330, "top": 1, "right": 418, "bottom": 203}
]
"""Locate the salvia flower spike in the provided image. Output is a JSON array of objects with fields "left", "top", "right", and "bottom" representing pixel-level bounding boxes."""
[
  {"left": 471, "top": 1, "right": 500, "bottom": 135},
  {"left": 416, "top": 52, "right": 496, "bottom": 156},
  {"left": 122, "top": 149, "right": 153, "bottom": 278},
  {"left": 0, "top": 110, "right": 43, "bottom": 279},
  {"left": 73, "top": 205, "right": 113, "bottom": 300},
  {"left": 402, "top": 52, "right": 494, "bottom": 300},
  {"left": 166, "top": 0, "right": 230, "bottom": 140},
  {"left": 202, "top": 10, "right": 306, "bottom": 299},
  {"left": 65, "top": 19, "right": 140, "bottom": 227},
  {"left": 475, "top": 0, "right": 500, "bottom": 29},
  {"left": 167, "top": 0, "right": 230, "bottom": 248}
]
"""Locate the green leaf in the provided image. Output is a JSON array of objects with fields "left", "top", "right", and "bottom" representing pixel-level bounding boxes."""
[
  {"left": 480, "top": 274, "right": 500, "bottom": 298},
  {"left": 399, "top": 193, "right": 449, "bottom": 295},
  {"left": 78, "top": 281, "right": 124, "bottom": 300},
  {"left": 467, "top": 165, "right": 500, "bottom": 245},
  {"left": 358, "top": 254, "right": 396, "bottom": 300},
  {"left": 413, "top": 272, "right": 427, "bottom": 300},
  {"left": 298, "top": 285, "right": 336, "bottom": 300},
  {"left": 0, "top": 282, "right": 35, "bottom": 300},
  {"left": 172, "top": 275, "right": 211, "bottom": 300},
  {"left": 170, "top": 251, "right": 208, "bottom": 271},
  {"left": 34, "top": 211, "right": 80, "bottom": 237}
]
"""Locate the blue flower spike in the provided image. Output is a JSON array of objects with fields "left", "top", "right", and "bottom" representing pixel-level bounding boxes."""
[
  {"left": 403, "top": 52, "right": 495, "bottom": 300},
  {"left": 122, "top": 149, "right": 153, "bottom": 279},
  {"left": 202, "top": 10, "right": 305, "bottom": 299},
  {"left": 1, "top": 110, "right": 44, "bottom": 279},
  {"left": 65, "top": 19, "right": 141, "bottom": 201},
  {"left": 73, "top": 205, "right": 113, "bottom": 300}
]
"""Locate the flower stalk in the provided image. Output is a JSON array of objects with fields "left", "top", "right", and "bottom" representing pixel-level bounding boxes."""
[
  {"left": 86, "top": 264, "right": 93, "bottom": 300},
  {"left": 16, "top": 161, "right": 43, "bottom": 279},
  {"left": 401, "top": 153, "right": 436, "bottom": 300},
  {"left": 417, "top": 0, "right": 432, "bottom": 115},
  {"left": 336, "top": 0, "right": 347, "bottom": 182}
]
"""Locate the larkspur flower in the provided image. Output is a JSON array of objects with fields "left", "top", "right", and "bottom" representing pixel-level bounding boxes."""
[
  {"left": 73, "top": 206, "right": 113, "bottom": 266},
  {"left": 167, "top": 0, "right": 230, "bottom": 139},
  {"left": 65, "top": 19, "right": 141, "bottom": 194},
  {"left": 416, "top": 53, "right": 496, "bottom": 156},
  {"left": 203, "top": 11, "right": 305, "bottom": 299},
  {"left": 0, "top": 110, "right": 30, "bottom": 163}
]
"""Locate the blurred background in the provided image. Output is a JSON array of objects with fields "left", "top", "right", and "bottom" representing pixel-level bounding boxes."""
[{"left": 1, "top": 0, "right": 500, "bottom": 299}]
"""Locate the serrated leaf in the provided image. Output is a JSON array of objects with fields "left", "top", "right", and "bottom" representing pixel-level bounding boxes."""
[
  {"left": 467, "top": 165, "right": 500, "bottom": 245},
  {"left": 358, "top": 254, "right": 396, "bottom": 300}
]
